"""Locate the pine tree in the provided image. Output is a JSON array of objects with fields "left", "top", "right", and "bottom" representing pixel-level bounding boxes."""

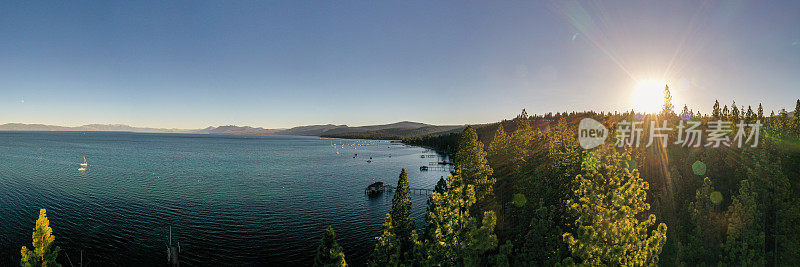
[
  {"left": 519, "top": 205, "right": 562, "bottom": 265},
  {"left": 370, "top": 215, "right": 400, "bottom": 266},
  {"left": 713, "top": 100, "right": 721, "bottom": 119},
  {"left": 487, "top": 124, "right": 511, "bottom": 176},
  {"left": 779, "top": 108, "right": 789, "bottom": 129},
  {"left": 518, "top": 108, "right": 529, "bottom": 120},
  {"left": 434, "top": 176, "right": 448, "bottom": 194},
  {"left": 315, "top": 226, "right": 347, "bottom": 267},
  {"left": 20, "top": 209, "right": 61, "bottom": 267},
  {"left": 562, "top": 147, "right": 667, "bottom": 265},
  {"left": 758, "top": 103, "right": 764, "bottom": 120},
  {"left": 723, "top": 105, "right": 730, "bottom": 120},
  {"left": 454, "top": 126, "right": 494, "bottom": 203},
  {"left": 494, "top": 241, "right": 513, "bottom": 267},
  {"left": 777, "top": 197, "right": 800, "bottom": 265},
  {"left": 422, "top": 176, "right": 449, "bottom": 242},
  {"left": 731, "top": 101, "right": 740, "bottom": 121},
  {"left": 724, "top": 179, "right": 765, "bottom": 266},
  {"left": 662, "top": 85, "right": 674, "bottom": 116},
  {"left": 746, "top": 106, "right": 754, "bottom": 122},
  {"left": 681, "top": 104, "right": 689, "bottom": 117},
  {"left": 683, "top": 178, "right": 725, "bottom": 264},
  {"left": 793, "top": 99, "right": 800, "bottom": 131},
  {"left": 422, "top": 173, "right": 498, "bottom": 266},
  {"left": 390, "top": 169, "right": 413, "bottom": 261}
]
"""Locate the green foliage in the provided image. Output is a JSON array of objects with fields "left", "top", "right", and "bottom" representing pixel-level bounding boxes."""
[
  {"left": 20, "top": 209, "right": 61, "bottom": 267},
  {"left": 494, "top": 240, "right": 513, "bottom": 267},
  {"left": 794, "top": 99, "right": 800, "bottom": 131},
  {"left": 315, "top": 226, "right": 347, "bottom": 267},
  {"left": 403, "top": 132, "right": 460, "bottom": 156},
  {"left": 683, "top": 177, "right": 725, "bottom": 264},
  {"left": 518, "top": 205, "right": 562, "bottom": 265},
  {"left": 487, "top": 124, "right": 512, "bottom": 176},
  {"left": 390, "top": 169, "right": 414, "bottom": 261},
  {"left": 777, "top": 196, "right": 800, "bottom": 265},
  {"left": 723, "top": 179, "right": 765, "bottom": 265},
  {"left": 455, "top": 126, "right": 494, "bottom": 202},
  {"left": 370, "top": 215, "right": 400, "bottom": 267},
  {"left": 562, "top": 148, "right": 667, "bottom": 265},
  {"left": 418, "top": 173, "right": 498, "bottom": 266},
  {"left": 423, "top": 176, "right": 449, "bottom": 243},
  {"left": 511, "top": 193, "right": 527, "bottom": 208},
  {"left": 386, "top": 103, "right": 800, "bottom": 266}
]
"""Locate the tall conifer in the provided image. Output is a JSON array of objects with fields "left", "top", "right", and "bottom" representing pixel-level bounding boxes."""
[
  {"left": 455, "top": 126, "right": 494, "bottom": 203},
  {"left": 390, "top": 169, "right": 413, "bottom": 261},
  {"left": 20, "top": 209, "right": 61, "bottom": 267}
]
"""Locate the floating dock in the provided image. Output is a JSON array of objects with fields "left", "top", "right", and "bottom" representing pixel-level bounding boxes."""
[{"left": 365, "top": 182, "right": 433, "bottom": 196}]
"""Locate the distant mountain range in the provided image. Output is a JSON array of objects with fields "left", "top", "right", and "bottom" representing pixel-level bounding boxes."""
[
  {"left": 0, "top": 121, "right": 465, "bottom": 139},
  {"left": 0, "top": 123, "right": 197, "bottom": 133}
]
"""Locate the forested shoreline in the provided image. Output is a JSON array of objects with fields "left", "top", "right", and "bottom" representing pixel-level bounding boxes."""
[{"left": 315, "top": 87, "right": 800, "bottom": 266}]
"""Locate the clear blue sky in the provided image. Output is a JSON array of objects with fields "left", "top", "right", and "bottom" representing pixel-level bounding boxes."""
[{"left": 1, "top": 1, "right": 798, "bottom": 129}]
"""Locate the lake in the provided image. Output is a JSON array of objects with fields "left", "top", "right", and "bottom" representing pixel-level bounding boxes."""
[{"left": 0, "top": 132, "right": 449, "bottom": 265}]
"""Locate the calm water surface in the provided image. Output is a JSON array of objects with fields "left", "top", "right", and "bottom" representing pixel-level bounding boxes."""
[{"left": 0, "top": 132, "right": 448, "bottom": 266}]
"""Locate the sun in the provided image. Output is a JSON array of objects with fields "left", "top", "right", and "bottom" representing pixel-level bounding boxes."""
[{"left": 631, "top": 80, "right": 667, "bottom": 114}]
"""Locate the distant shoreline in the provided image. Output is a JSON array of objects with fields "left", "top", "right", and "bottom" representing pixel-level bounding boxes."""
[{"left": 0, "top": 121, "right": 465, "bottom": 140}]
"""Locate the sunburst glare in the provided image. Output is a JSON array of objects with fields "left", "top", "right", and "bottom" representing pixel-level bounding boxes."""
[{"left": 632, "top": 80, "right": 668, "bottom": 114}]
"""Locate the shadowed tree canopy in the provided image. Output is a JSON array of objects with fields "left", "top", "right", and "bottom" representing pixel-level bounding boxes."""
[
  {"left": 314, "top": 226, "right": 347, "bottom": 267},
  {"left": 369, "top": 214, "right": 400, "bottom": 266}
]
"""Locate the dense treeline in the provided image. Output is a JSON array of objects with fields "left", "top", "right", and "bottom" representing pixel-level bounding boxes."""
[
  {"left": 316, "top": 86, "right": 800, "bottom": 266},
  {"left": 403, "top": 132, "right": 461, "bottom": 156},
  {"left": 321, "top": 126, "right": 465, "bottom": 141}
]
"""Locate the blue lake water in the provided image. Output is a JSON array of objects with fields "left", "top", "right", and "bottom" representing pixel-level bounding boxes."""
[{"left": 0, "top": 132, "right": 448, "bottom": 266}]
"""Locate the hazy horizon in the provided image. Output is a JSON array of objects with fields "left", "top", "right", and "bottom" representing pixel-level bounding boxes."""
[
  {"left": 0, "top": 119, "right": 467, "bottom": 130},
  {"left": 2, "top": 1, "right": 798, "bottom": 128}
]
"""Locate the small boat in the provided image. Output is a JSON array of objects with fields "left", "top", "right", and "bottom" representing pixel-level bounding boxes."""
[
  {"left": 420, "top": 166, "right": 429, "bottom": 171},
  {"left": 78, "top": 156, "right": 88, "bottom": 171}
]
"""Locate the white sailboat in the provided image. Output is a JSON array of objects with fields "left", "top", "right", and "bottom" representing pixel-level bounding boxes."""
[{"left": 78, "top": 156, "right": 88, "bottom": 171}]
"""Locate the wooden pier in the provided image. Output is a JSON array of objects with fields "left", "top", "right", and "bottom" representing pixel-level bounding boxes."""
[
  {"left": 384, "top": 184, "right": 434, "bottom": 195},
  {"left": 167, "top": 226, "right": 180, "bottom": 267},
  {"left": 420, "top": 166, "right": 450, "bottom": 171},
  {"left": 365, "top": 183, "right": 434, "bottom": 196}
]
